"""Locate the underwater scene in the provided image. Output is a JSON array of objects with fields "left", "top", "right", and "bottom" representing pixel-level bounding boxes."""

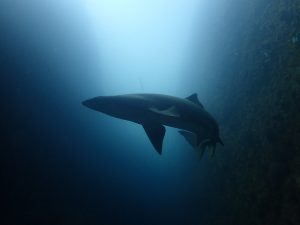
[{"left": 1, "top": 0, "right": 300, "bottom": 224}]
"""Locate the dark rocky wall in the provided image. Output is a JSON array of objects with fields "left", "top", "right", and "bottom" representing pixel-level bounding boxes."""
[{"left": 199, "top": 0, "right": 300, "bottom": 224}]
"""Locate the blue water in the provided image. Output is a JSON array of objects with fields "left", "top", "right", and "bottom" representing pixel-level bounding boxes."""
[{"left": 1, "top": 0, "right": 230, "bottom": 224}]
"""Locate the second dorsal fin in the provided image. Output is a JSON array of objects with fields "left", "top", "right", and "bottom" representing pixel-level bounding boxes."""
[{"left": 186, "top": 93, "right": 204, "bottom": 108}]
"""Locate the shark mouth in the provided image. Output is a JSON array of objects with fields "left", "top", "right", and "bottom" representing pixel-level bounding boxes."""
[
  {"left": 197, "top": 139, "right": 216, "bottom": 159},
  {"left": 178, "top": 130, "right": 223, "bottom": 159}
]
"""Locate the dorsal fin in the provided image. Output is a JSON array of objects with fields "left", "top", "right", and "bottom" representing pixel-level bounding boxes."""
[{"left": 186, "top": 93, "right": 204, "bottom": 108}]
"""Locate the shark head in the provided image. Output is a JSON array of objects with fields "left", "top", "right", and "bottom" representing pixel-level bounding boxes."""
[
  {"left": 210, "top": 125, "right": 224, "bottom": 146},
  {"left": 216, "top": 136, "right": 224, "bottom": 146},
  {"left": 206, "top": 126, "right": 224, "bottom": 156},
  {"left": 179, "top": 124, "right": 224, "bottom": 158},
  {"left": 197, "top": 136, "right": 223, "bottom": 158}
]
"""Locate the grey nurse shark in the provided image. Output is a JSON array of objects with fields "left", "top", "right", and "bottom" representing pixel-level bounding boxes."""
[{"left": 82, "top": 93, "right": 223, "bottom": 158}]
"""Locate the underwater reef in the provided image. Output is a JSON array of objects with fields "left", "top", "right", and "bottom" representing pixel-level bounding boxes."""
[{"left": 196, "top": 0, "right": 300, "bottom": 224}]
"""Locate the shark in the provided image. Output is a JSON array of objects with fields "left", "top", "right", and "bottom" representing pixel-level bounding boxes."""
[{"left": 82, "top": 93, "right": 223, "bottom": 158}]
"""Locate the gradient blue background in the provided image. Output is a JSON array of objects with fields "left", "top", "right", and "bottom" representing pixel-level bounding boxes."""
[{"left": 1, "top": 0, "right": 233, "bottom": 224}]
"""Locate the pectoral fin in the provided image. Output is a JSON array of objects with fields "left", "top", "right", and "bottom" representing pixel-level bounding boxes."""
[
  {"left": 178, "top": 130, "right": 197, "bottom": 148},
  {"left": 179, "top": 130, "right": 215, "bottom": 159},
  {"left": 142, "top": 123, "right": 166, "bottom": 154},
  {"left": 209, "top": 145, "right": 216, "bottom": 158}
]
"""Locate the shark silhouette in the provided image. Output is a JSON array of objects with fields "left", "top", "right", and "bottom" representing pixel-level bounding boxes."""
[{"left": 82, "top": 93, "right": 223, "bottom": 158}]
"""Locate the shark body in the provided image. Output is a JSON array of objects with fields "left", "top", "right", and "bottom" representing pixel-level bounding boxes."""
[{"left": 82, "top": 93, "right": 223, "bottom": 157}]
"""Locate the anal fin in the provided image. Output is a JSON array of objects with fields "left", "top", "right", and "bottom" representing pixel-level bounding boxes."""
[{"left": 142, "top": 123, "right": 166, "bottom": 154}]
